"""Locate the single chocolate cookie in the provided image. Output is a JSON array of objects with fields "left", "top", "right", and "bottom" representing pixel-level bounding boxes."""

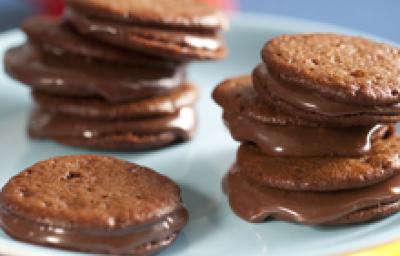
[
  {"left": 29, "top": 107, "right": 196, "bottom": 150},
  {"left": 253, "top": 63, "right": 400, "bottom": 126},
  {"left": 226, "top": 165, "right": 400, "bottom": 225},
  {"left": 65, "top": 7, "right": 227, "bottom": 60},
  {"left": 0, "top": 155, "right": 188, "bottom": 254},
  {"left": 66, "top": 0, "right": 228, "bottom": 31},
  {"left": 23, "top": 16, "right": 179, "bottom": 68},
  {"left": 237, "top": 136, "right": 400, "bottom": 192},
  {"left": 4, "top": 44, "right": 186, "bottom": 103},
  {"left": 263, "top": 33, "right": 400, "bottom": 105},
  {"left": 214, "top": 76, "right": 394, "bottom": 157},
  {"left": 32, "top": 82, "right": 199, "bottom": 120}
]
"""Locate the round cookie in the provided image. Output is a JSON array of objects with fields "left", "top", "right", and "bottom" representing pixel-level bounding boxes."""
[
  {"left": 66, "top": 0, "right": 228, "bottom": 30},
  {"left": 22, "top": 16, "right": 179, "bottom": 68},
  {"left": 226, "top": 165, "right": 400, "bottom": 225},
  {"left": 237, "top": 136, "right": 400, "bottom": 191},
  {"left": 0, "top": 155, "right": 188, "bottom": 254},
  {"left": 212, "top": 75, "right": 319, "bottom": 127},
  {"left": 262, "top": 33, "right": 400, "bottom": 105},
  {"left": 253, "top": 64, "right": 400, "bottom": 126},
  {"left": 66, "top": 8, "right": 227, "bottom": 61},
  {"left": 29, "top": 107, "right": 197, "bottom": 151},
  {"left": 213, "top": 76, "right": 395, "bottom": 157},
  {"left": 32, "top": 82, "right": 199, "bottom": 120},
  {"left": 4, "top": 44, "right": 186, "bottom": 103}
]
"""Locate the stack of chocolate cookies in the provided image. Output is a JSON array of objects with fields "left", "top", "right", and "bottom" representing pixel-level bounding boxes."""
[
  {"left": 214, "top": 34, "right": 400, "bottom": 225},
  {"left": 4, "top": 0, "right": 228, "bottom": 150}
]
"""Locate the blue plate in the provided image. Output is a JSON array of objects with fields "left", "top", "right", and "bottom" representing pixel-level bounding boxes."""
[{"left": 0, "top": 13, "right": 399, "bottom": 256}]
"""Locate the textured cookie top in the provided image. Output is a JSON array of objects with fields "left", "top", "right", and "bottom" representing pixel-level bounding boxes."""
[
  {"left": 1, "top": 155, "right": 182, "bottom": 229},
  {"left": 66, "top": 0, "right": 228, "bottom": 30},
  {"left": 238, "top": 135, "right": 400, "bottom": 191},
  {"left": 263, "top": 33, "right": 400, "bottom": 105},
  {"left": 212, "top": 75, "right": 319, "bottom": 127}
]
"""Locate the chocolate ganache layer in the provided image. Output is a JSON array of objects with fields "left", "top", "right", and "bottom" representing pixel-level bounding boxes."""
[
  {"left": 0, "top": 206, "right": 187, "bottom": 255},
  {"left": 4, "top": 44, "right": 185, "bottom": 103},
  {"left": 226, "top": 165, "right": 400, "bottom": 225},
  {"left": 29, "top": 107, "right": 196, "bottom": 140},
  {"left": 224, "top": 111, "right": 393, "bottom": 157}
]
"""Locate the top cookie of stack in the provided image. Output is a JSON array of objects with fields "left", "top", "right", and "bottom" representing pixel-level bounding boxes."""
[
  {"left": 255, "top": 33, "right": 400, "bottom": 126},
  {"left": 214, "top": 33, "right": 400, "bottom": 225},
  {"left": 4, "top": 0, "right": 228, "bottom": 150},
  {"left": 65, "top": 0, "right": 228, "bottom": 60}
]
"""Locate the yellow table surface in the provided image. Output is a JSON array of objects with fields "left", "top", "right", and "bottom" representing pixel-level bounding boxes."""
[{"left": 345, "top": 239, "right": 400, "bottom": 256}]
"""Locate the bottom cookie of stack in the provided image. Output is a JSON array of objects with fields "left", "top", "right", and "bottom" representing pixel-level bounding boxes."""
[
  {"left": 225, "top": 139, "right": 400, "bottom": 225},
  {"left": 29, "top": 83, "right": 198, "bottom": 150}
]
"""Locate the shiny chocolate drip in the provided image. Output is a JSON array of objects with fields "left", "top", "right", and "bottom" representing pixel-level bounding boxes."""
[
  {"left": 227, "top": 166, "right": 400, "bottom": 224},
  {"left": 0, "top": 206, "right": 187, "bottom": 254},
  {"left": 253, "top": 64, "right": 400, "bottom": 116},
  {"left": 29, "top": 107, "right": 196, "bottom": 140},
  {"left": 224, "top": 112, "right": 390, "bottom": 157},
  {"left": 5, "top": 44, "right": 185, "bottom": 103}
]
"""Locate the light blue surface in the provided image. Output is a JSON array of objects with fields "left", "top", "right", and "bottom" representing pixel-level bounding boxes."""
[
  {"left": 238, "top": 0, "right": 400, "bottom": 43},
  {"left": 0, "top": 14, "right": 399, "bottom": 256}
]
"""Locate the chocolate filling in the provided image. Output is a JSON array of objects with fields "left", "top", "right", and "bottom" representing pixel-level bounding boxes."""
[
  {"left": 253, "top": 64, "right": 400, "bottom": 116},
  {"left": 224, "top": 112, "right": 392, "bottom": 157},
  {"left": 29, "top": 107, "right": 196, "bottom": 140},
  {"left": 4, "top": 44, "right": 185, "bottom": 103},
  {"left": 0, "top": 206, "right": 187, "bottom": 254},
  {"left": 226, "top": 166, "right": 400, "bottom": 224}
]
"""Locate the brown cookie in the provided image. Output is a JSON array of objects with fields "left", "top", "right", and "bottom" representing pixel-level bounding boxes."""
[
  {"left": 263, "top": 33, "right": 400, "bottom": 105},
  {"left": 0, "top": 155, "right": 188, "bottom": 254},
  {"left": 65, "top": 8, "right": 227, "bottom": 60},
  {"left": 32, "top": 82, "right": 198, "bottom": 120},
  {"left": 213, "top": 76, "right": 395, "bottom": 157},
  {"left": 226, "top": 165, "right": 400, "bottom": 225},
  {"left": 4, "top": 44, "right": 186, "bottom": 103},
  {"left": 212, "top": 76, "right": 318, "bottom": 127},
  {"left": 237, "top": 136, "right": 400, "bottom": 191},
  {"left": 22, "top": 16, "right": 179, "bottom": 68},
  {"left": 253, "top": 64, "right": 400, "bottom": 126},
  {"left": 66, "top": 0, "right": 228, "bottom": 31},
  {"left": 29, "top": 107, "right": 196, "bottom": 150}
]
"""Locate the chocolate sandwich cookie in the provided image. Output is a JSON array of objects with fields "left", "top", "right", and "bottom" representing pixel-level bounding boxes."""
[
  {"left": 66, "top": 0, "right": 228, "bottom": 30},
  {"left": 65, "top": 0, "right": 228, "bottom": 60},
  {"left": 22, "top": 16, "right": 179, "bottom": 68},
  {"left": 226, "top": 164, "right": 400, "bottom": 225},
  {"left": 32, "top": 82, "right": 199, "bottom": 120},
  {"left": 5, "top": 44, "right": 186, "bottom": 103},
  {"left": 0, "top": 155, "right": 188, "bottom": 254},
  {"left": 29, "top": 106, "right": 196, "bottom": 150},
  {"left": 213, "top": 76, "right": 394, "bottom": 157},
  {"left": 254, "top": 34, "right": 400, "bottom": 126},
  {"left": 237, "top": 139, "right": 400, "bottom": 191}
]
